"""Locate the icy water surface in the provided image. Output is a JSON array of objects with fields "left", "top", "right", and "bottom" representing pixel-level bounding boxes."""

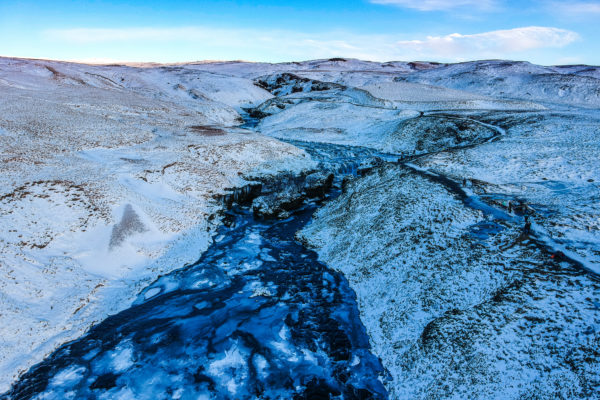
[{"left": 2, "top": 144, "right": 392, "bottom": 400}]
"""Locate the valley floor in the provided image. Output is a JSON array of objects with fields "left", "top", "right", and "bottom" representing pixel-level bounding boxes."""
[{"left": 1, "top": 57, "right": 599, "bottom": 398}]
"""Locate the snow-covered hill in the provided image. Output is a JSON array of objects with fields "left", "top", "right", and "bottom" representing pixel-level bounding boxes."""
[
  {"left": 0, "top": 56, "right": 599, "bottom": 398},
  {"left": 0, "top": 57, "right": 314, "bottom": 391},
  {"left": 396, "top": 60, "right": 600, "bottom": 108}
]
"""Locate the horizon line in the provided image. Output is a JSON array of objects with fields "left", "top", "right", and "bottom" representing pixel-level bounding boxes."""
[{"left": 1, "top": 55, "right": 594, "bottom": 68}]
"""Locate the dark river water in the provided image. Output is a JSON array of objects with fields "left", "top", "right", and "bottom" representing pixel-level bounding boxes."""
[{"left": 2, "top": 142, "right": 395, "bottom": 400}]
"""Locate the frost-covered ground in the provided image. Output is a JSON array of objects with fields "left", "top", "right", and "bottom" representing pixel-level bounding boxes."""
[
  {"left": 0, "top": 57, "right": 315, "bottom": 391},
  {"left": 412, "top": 109, "right": 600, "bottom": 273},
  {"left": 236, "top": 58, "right": 600, "bottom": 398},
  {"left": 1, "top": 56, "right": 599, "bottom": 397},
  {"left": 300, "top": 165, "right": 600, "bottom": 398}
]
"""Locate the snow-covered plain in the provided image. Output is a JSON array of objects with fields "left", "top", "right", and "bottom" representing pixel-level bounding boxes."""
[
  {"left": 241, "top": 58, "right": 599, "bottom": 398},
  {"left": 300, "top": 165, "right": 600, "bottom": 398},
  {"left": 1, "top": 56, "right": 599, "bottom": 398},
  {"left": 0, "top": 57, "right": 315, "bottom": 392}
]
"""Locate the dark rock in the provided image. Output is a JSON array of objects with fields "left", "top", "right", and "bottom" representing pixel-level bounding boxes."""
[
  {"left": 357, "top": 157, "right": 385, "bottom": 176},
  {"left": 220, "top": 183, "right": 263, "bottom": 208},
  {"left": 252, "top": 186, "right": 304, "bottom": 219},
  {"left": 303, "top": 172, "right": 334, "bottom": 198},
  {"left": 342, "top": 175, "right": 356, "bottom": 193},
  {"left": 90, "top": 373, "right": 119, "bottom": 390},
  {"left": 254, "top": 73, "right": 344, "bottom": 97},
  {"left": 244, "top": 108, "right": 270, "bottom": 119}
]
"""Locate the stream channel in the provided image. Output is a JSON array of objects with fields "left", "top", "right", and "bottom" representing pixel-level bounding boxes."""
[
  {"left": 2, "top": 141, "right": 399, "bottom": 400},
  {"left": 3, "top": 110, "right": 587, "bottom": 399}
]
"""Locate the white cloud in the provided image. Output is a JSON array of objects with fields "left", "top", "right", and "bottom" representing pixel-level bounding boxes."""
[
  {"left": 549, "top": 1, "right": 600, "bottom": 16},
  {"left": 369, "top": 0, "right": 498, "bottom": 11},
  {"left": 395, "top": 27, "right": 579, "bottom": 59},
  {"left": 47, "top": 27, "right": 246, "bottom": 43},
  {"left": 44, "top": 27, "right": 402, "bottom": 61},
  {"left": 44, "top": 26, "right": 579, "bottom": 63}
]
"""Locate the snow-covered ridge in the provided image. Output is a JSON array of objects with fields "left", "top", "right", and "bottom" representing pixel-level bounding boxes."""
[
  {"left": 396, "top": 60, "right": 600, "bottom": 107},
  {"left": 0, "top": 56, "right": 315, "bottom": 391},
  {"left": 1, "top": 55, "right": 599, "bottom": 396},
  {"left": 300, "top": 163, "right": 600, "bottom": 398}
]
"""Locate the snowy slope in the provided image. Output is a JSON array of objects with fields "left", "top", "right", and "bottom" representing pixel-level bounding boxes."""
[
  {"left": 300, "top": 165, "right": 600, "bottom": 398},
  {"left": 397, "top": 60, "right": 600, "bottom": 107},
  {"left": 0, "top": 57, "right": 315, "bottom": 391},
  {"left": 1, "top": 55, "right": 599, "bottom": 397}
]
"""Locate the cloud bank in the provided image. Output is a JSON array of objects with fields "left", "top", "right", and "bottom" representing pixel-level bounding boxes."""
[
  {"left": 45, "top": 26, "right": 579, "bottom": 63},
  {"left": 395, "top": 27, "right": 579, "bottom": 59}
]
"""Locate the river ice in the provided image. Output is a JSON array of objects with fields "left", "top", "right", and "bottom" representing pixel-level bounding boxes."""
[{"left": 2, "top": 146, "right": 392, "bottom": 400}]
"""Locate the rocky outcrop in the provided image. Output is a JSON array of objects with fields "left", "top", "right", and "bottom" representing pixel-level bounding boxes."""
[
  {"left": 252, "top": 186, "right": 305, "bottom": 219},
  {"left": 394, "top": 114, "right": 496, "bottom": 155},
  {"left": 254, "top": 73, "right": 345, "bottom": 96},
  {"left": 251, "top": 171, "right": 334, "bottom": 219}
]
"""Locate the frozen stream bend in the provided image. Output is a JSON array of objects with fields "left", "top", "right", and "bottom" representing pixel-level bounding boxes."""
[{"left": 1, "top": 144, "right": 399, "bottom": 400}]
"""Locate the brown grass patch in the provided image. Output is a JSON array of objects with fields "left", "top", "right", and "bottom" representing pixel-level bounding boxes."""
[
  {"left": 45, "top": 65, "right": 87, "bottom": 85},
  {"left": 187, "top": 125, "right": 226, "bottom": 136}
]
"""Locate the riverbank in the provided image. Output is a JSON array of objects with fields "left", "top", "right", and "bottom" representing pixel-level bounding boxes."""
[
  {"left": 0, "top": 57, "right": 316, "bottom": 392},
  {"left": 1, "top": 56, "right": 598, "bottom": 397},
  {"left": 3, "top": 142, "right": 396, "bottom": 400}
]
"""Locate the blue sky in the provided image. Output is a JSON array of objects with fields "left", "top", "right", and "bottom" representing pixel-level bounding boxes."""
[{"left": 1, "top": 0, "right": 599, "bottom": 65}]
